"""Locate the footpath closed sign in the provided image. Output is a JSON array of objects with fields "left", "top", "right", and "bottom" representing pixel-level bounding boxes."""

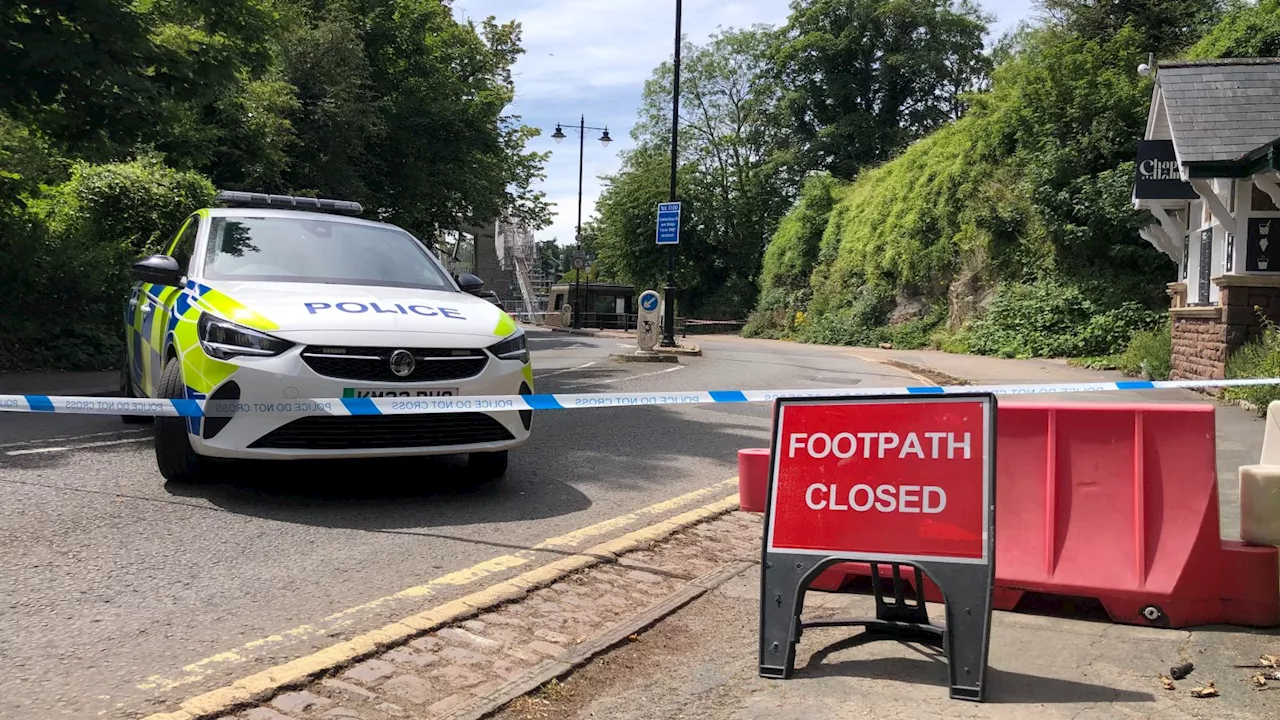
[
  {"left": 769, "top": 398, "right": 988, "bottom": 562},
  {"left": 759, "top": 393, "right": 996, "bottom": 701}
]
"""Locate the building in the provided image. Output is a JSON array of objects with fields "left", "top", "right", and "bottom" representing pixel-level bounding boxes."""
[
  {"left": 436, "top": 218, "right": 541, "bottom": 315},
  {"left": 1133, "top": 58, "right": 1280, "bottom": 381},
  {"left": 545, "top": 282, "right": 636, "bottom": 329}
]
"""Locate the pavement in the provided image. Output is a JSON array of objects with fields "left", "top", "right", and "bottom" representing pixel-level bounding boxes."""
[
  {"left": 487, "top": 515, "right": 1280, "bottom": 720},
  {"left": 0, "top": 333, "right": 1273, "bottom": 719}
]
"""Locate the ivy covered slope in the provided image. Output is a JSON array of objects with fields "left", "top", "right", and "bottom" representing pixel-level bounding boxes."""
[{"left": 747, "top": 0, "right": 1280, "bottom": 361}]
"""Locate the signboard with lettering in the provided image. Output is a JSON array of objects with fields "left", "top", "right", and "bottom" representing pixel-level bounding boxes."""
[
  {"left": 656, "top": 202, "right": 681, "bottom": 245},
  {"left": 1198, "top": 228, "right": 1213, "bottom": 303},
  {"left": 1247, "top": 217, "right": 1279, "bottom": 272},
  {"left": 760, "top": 393, "right": 996, "bottom": 702},
  {"left": 1134, "top": 140, "right": 1197, "bottom": 201}
]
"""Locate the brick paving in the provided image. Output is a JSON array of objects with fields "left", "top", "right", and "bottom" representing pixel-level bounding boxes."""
[{"left": 211, "top": 511, "right": 762, "bottom": 720}]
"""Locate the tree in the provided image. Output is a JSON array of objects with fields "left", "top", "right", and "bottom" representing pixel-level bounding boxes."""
[
  {"left": 773, "top": 0, "right": 993, "bottom": 180},
  {"left": 349, "top": 1, "right": 549, "bottom": 234},
  {"left": 598, "top": 28, "right": 793, "bottom": 318},
  {"left": 1038, "top": 0, "right": 1224, "bottom": 53}
]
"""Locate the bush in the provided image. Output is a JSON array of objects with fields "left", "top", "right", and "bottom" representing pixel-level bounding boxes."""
[
  {"left": 966, "top": 279, "right": 1162, "bottom": 358},
  {"left": 1116, "top": 319, "right": 1171, "bottom": 380},
  {"left": 883, "top": 300, "right": 948, "bottom": 350},
  {"left": 743, "top": 287, "right": 809, "bottom": 339},
  {"left": 0, "top": 155, "right": 214, "bottom": 371},
  {"left": 1225, "top": 317, "right": 1280, "bottom": 413},
  {"left": 800, "top": 284, "right": 892, "bottom": 347}
]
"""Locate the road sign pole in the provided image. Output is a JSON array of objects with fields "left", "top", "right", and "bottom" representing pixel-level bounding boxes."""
[{"left": 662, "top": 0, "right": 682, "bottom": 348}]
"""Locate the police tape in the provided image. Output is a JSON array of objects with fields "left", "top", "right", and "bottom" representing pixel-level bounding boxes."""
[{"left": 1, "top": 377, "right": 1279, "bottom": 418}]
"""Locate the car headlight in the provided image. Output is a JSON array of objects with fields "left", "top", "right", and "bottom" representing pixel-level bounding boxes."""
[
  {"left": 488, "top": 328, "right": 528, "bottom": 362},
  {"left": 198, "top": 313, "right": 293, "bottom": 360}
]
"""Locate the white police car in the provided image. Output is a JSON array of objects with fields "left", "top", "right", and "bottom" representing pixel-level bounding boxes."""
[{"left": 122, "top": 192, "right": 533, "bottom": 483}]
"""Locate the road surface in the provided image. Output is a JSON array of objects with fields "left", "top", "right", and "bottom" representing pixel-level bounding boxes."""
[{"left": 1, "top": 330, "right": 931, "bottom": 719}]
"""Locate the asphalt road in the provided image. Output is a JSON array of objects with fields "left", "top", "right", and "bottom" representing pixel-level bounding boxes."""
[{"left": 0, "top": 330, "right": 927, "bottom": 719}]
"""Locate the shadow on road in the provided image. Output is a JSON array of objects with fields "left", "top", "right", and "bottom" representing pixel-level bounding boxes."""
[
  {"left": 162, "top": 454, "right": 595, "bottom": 533},
  {"left": 796, "top": 645, "right": 1154, "bottom": 704}
]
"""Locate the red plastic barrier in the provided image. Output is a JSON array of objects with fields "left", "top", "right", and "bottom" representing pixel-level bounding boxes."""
[
  {"left": 765, "top": 402, "right": 1280, "bottom": 628},
  {"left": 738, "top": 448, "right": 770, "bottom": 513}
]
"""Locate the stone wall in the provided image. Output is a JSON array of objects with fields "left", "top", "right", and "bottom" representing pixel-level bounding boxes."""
[
  {"left": 1170, "top": 281, "right": 1280, "bottom": 381},
  {"left": 1170, "top": 314, "right": 1228, "bottom": 380}
]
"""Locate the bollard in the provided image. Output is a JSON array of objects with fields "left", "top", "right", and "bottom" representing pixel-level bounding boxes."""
[{"left": 1240, "top": 400, "right": 1280, "bottom": 547}]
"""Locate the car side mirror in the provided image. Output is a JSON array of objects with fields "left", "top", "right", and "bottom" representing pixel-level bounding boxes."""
[
  {"left": 132, "top": 254, "right": 184, "bottom": 287},
  {"left": 457, "top": 272, "right": 484, "bottom": 294}
]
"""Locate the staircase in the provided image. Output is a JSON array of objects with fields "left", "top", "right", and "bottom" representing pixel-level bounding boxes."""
[{"left": 513, "top": 256, "right": 540, "bottom": 320}]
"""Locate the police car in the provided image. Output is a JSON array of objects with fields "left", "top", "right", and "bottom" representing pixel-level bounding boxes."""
[{"left": 121, "top": 191, "right": 533, "bottom": 483}]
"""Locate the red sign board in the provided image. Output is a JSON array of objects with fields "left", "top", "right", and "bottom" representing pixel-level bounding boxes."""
[{"left": 766, "top": 395, "right": 993, "bottom": 563}]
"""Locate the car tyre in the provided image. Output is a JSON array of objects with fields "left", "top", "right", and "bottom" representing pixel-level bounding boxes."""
[
  {"left": 119, "top": 353, "right": 151, "bottom": 425},
  {"left": 154, "top": 357, "right": 205, "bottom": 483},
  {"left": 467, "top": 450, "right": 509, "bottom": 482}
]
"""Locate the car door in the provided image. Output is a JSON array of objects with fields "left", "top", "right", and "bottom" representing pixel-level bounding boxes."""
[{"left": 129, "top": 215, "right": 199, "bottom": 397}]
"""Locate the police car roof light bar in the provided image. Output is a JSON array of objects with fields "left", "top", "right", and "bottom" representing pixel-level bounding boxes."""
[{"left": 213, "top": 191, "right": 363, "bottom": 216}]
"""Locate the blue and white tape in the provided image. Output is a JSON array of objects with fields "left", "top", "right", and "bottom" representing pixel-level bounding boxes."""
[{"left": 1, "top": 378, "right": 1278, "bottom": 418}]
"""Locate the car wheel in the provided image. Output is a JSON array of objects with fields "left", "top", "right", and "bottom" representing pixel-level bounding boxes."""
[
  {"left": 119, "top": 353, "right": 151, "bottom": 425},
  {"left": 467, "top": 450, "right": 509, "bottom": 482},
  {"left": 154, "top": 357, "right": 205, "bottom": 483}
]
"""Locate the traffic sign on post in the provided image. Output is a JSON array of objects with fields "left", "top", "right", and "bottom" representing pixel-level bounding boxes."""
[
  {"left": 759, "top": 393, "right": 996, "bottom": 702},
  {"left": 636, "top": 290, "right": 662, "bottom": 352},
  {"left": 656, "top": 202, "right": 681, "bottom": 245}
]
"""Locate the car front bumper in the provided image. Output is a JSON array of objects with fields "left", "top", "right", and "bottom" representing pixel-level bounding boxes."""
[{"left": 187, "top": 345, "right": 532, "bottom": 460}]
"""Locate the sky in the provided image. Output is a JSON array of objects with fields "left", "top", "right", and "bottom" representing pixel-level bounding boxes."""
[{"left": 450, "top": 0, "right": 1040, "bottom": 245}]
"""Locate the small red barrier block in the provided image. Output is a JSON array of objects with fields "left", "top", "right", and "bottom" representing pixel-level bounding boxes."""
[
  {"left": 803, "top": 402, "right": 1280, "bottom": 628},
  {"left": 738, "top": 448, "right": 770, "bottom": 513}
]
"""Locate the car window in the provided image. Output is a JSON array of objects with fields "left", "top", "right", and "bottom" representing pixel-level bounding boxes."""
[
  {"left": 202, "top": 216, "right": 456, "bottom": 291},
  {"left": 166, "top": 216, "right": 199, "bottom": 276}
]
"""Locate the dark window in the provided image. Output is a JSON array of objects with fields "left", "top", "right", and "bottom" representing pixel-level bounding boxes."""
[{"left": 203, "top": 216, "right": 455, "bottom": 291}]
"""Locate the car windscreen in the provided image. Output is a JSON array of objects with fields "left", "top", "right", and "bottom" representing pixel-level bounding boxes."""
[{"left": 202, "top": 216, "right": 456, "bottom": 291}]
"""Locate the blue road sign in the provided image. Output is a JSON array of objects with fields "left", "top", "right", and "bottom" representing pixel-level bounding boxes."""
[
  {"left": 640, "top": 291, "right": 660, "bottom": 312},
  {"left": 656, "top": 202, "right": 681, "bottom": 245}
]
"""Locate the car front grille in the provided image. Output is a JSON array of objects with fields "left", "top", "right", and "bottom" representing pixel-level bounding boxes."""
[
  {"left": 301, "top": 346, "right": 489, "bottom": 382},
  {"left": 248, "top": 413, "right": 515, "bottom": 450}
]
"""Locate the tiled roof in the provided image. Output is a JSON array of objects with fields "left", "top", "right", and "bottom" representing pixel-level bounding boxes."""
[{"left": 1157, "top": 58, "right": 1280, "bottom": 164}]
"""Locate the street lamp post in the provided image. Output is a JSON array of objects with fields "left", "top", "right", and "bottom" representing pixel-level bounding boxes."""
[
  {"left": 661, "top": 0, "right": 682, "bottom": 348},
  {"left": 551, "top": 117, "right": 612, "bottom": 329}
]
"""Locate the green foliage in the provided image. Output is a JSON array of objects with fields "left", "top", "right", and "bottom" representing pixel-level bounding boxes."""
[
  {"left": 34, "top": 155, "right": 216, "bottom": 258},
  {"left": 806, "top": 117, "right": 1038, "bottom": 319},
  {"left": 1225, "top": 317, "right": 1280, "bottom": 412},
  {"left": 760, "top": 173, "right": 843, "bottom": 294},
  {"left": 801, "top": 285, "right": 893, "bottom": 347},
  {"left": 599, "top": 27, "right": 795, "bottom": 319},
  {"left": 884, "top": 301, "right": 951, "bottom": 349},
  {"left": 965, "top": 280, "right": 1163, "bottom": 358},
  {"left": 0, "top": 156, "right": 214, "bottom": 371},
  {"left": 1116, "top": 319, "right": 1172, "bottom": 380},
  {"left": 1186, "top": 0, "right": 1280, "bottom": 58},
  {"left": 774, "top": 0, "right": 993, "bottom": 180},
  {"left": 0, "top": 0, "right": 551, "bottom": 370},
  {"left": 746, "top": 3, "right": 1206, "bottom": 357},
  {"left": 742, "top": 287, "right": 809, "bottom": 339},
  {"left": 747, "top": 173, "right": 842, "bottom": 336}
]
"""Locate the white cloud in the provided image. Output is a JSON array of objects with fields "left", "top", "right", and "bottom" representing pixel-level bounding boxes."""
[{"left": 452, "top": 0, "right": 1035, "bottom": 245}]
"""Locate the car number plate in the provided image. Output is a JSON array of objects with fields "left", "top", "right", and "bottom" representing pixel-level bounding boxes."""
[{"left": 343, "top": 388, "right": 458, "bottom": 398}]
